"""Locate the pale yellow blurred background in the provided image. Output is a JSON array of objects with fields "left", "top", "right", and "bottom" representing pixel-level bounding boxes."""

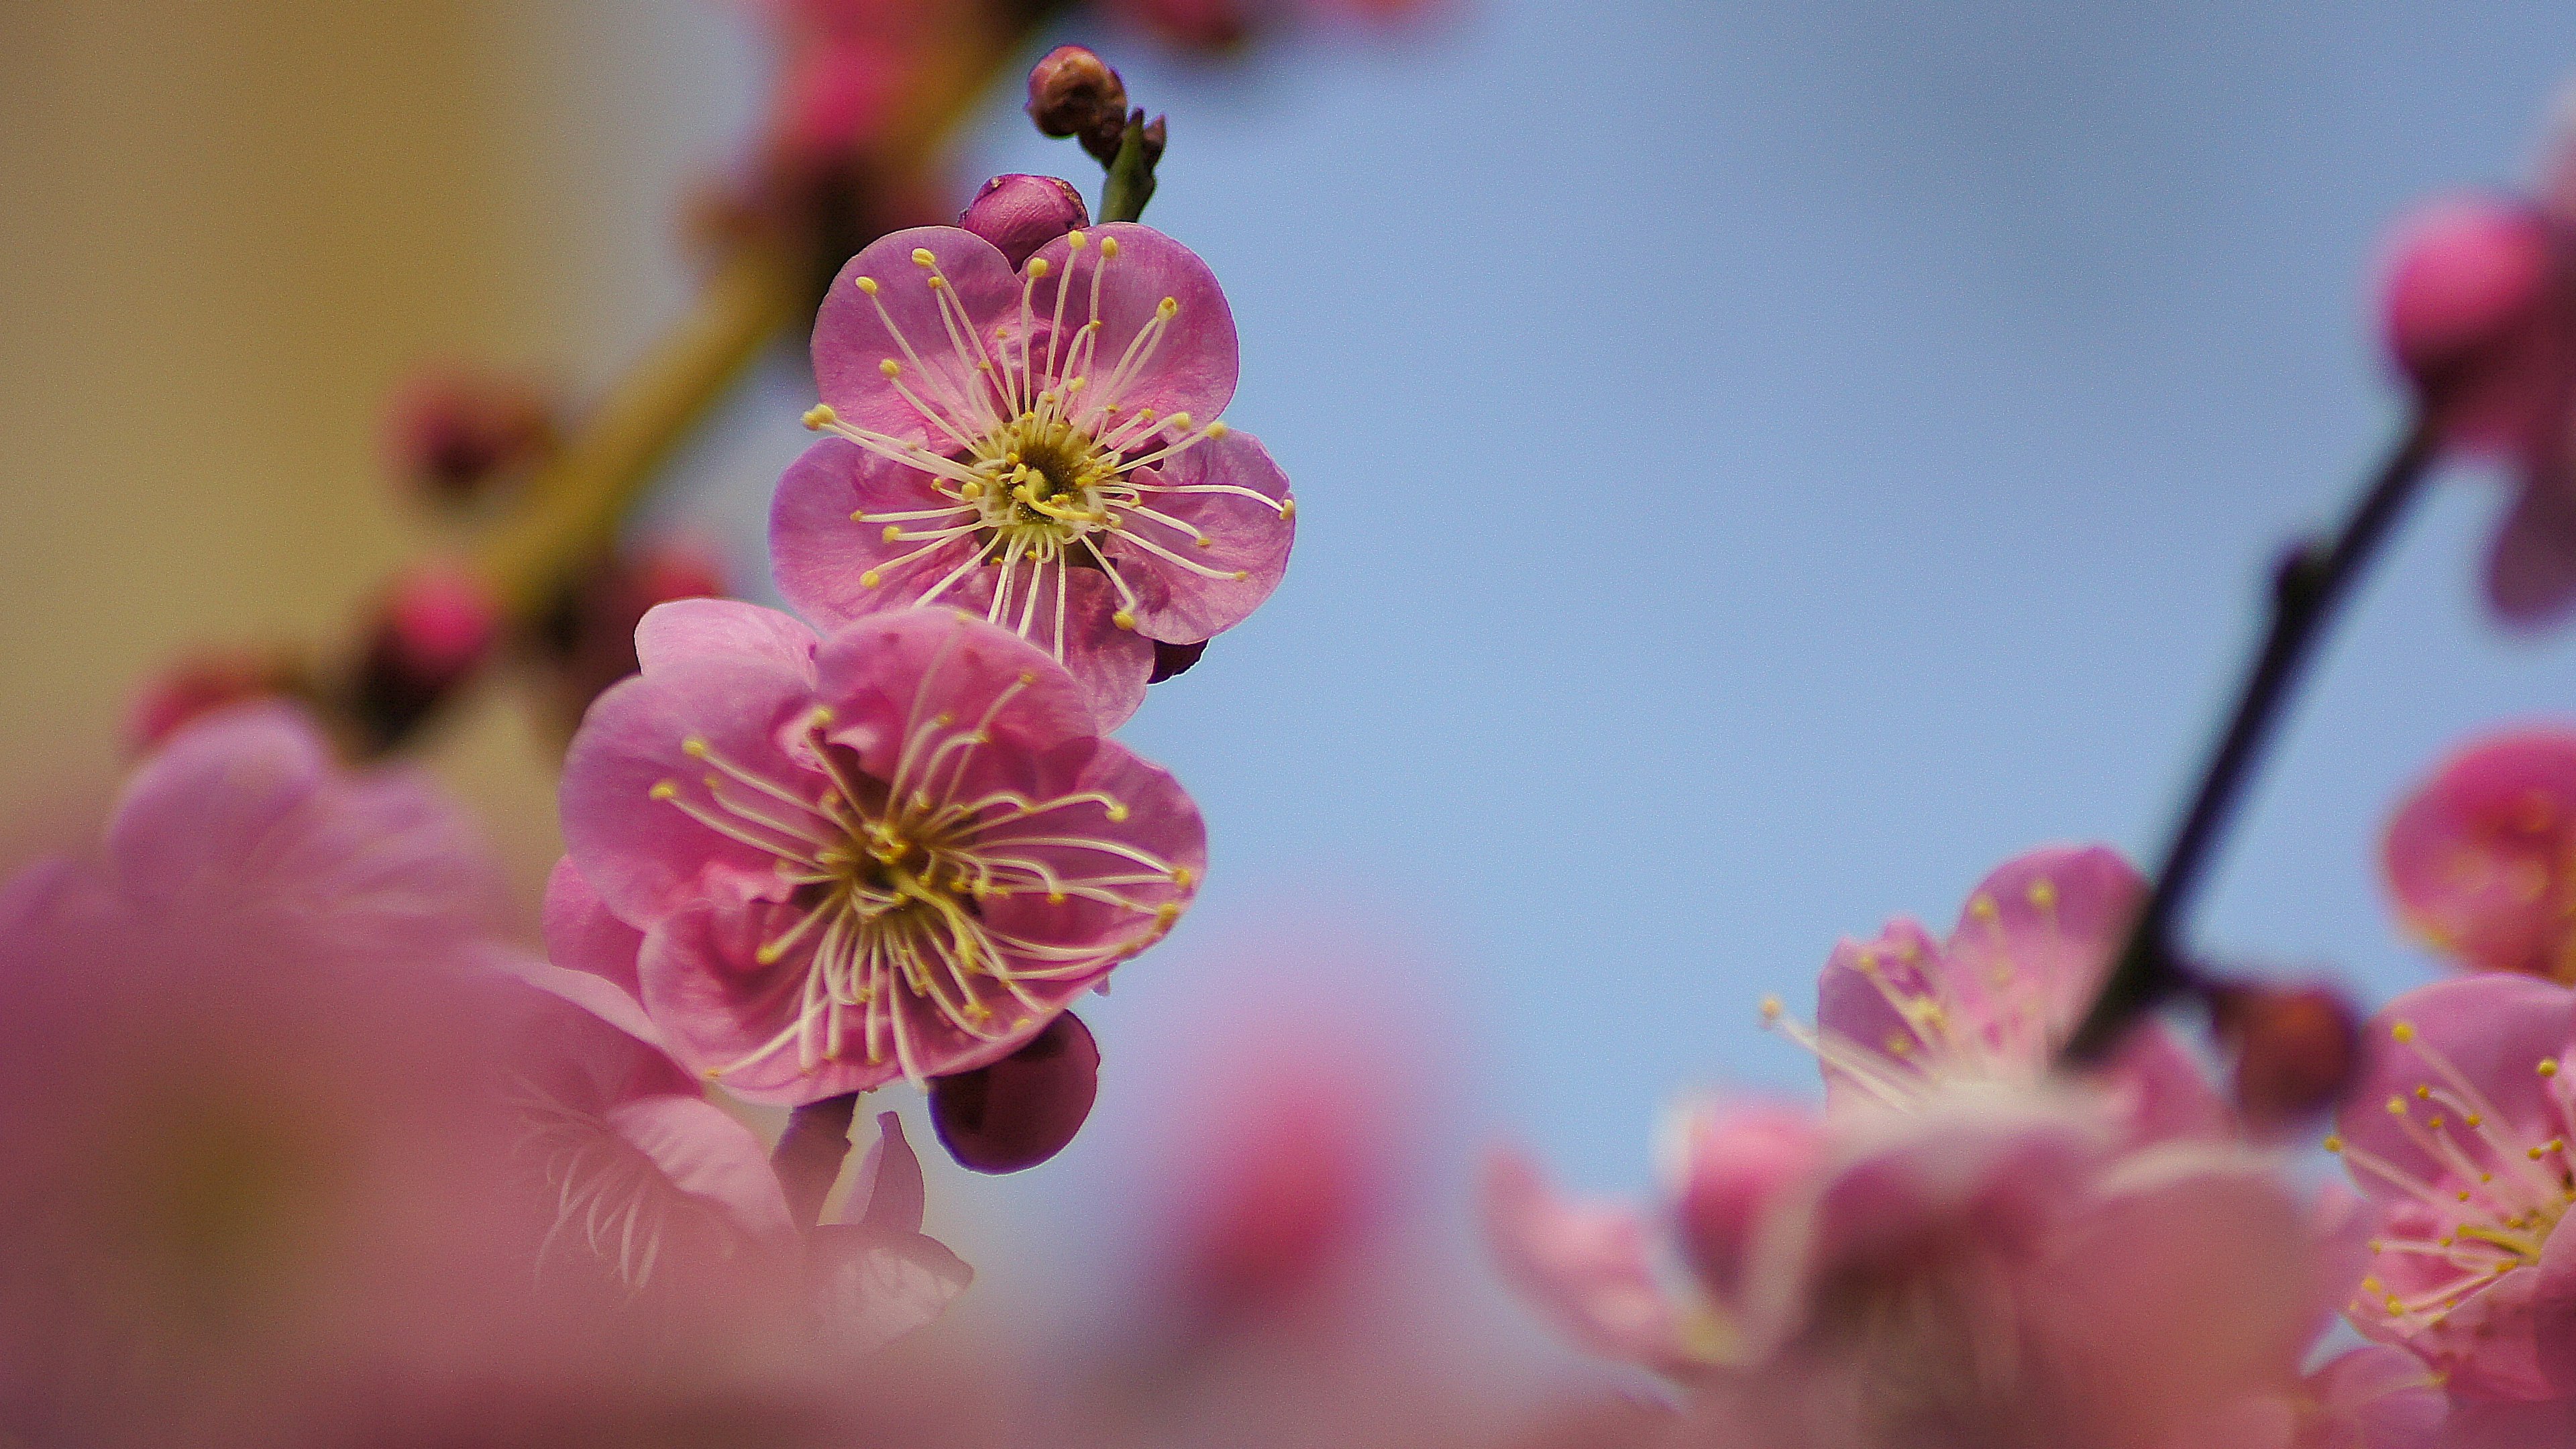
[{"left": 0, "top": 1, "right": 762, "bottom": 910}]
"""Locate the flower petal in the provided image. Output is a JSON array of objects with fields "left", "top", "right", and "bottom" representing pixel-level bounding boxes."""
[
  {"left": 633, "top": 598, "right": 820, "bottom": 680},
  {"left": 1941, "top": 843, "right": 2144, "bottom": 1044},
  {"left": 813, "top": 225, "right": 1022, "bottom": 450},
  {"left": 808, "top": 610, "right": 1101, "bottom": 785},
  {"left": 1023, "top": 223, "right": 1237, "bottom": 431},
  {"left": 1107, "top": 427, "right": 1295, "bottom": 645},
  {"left": 636, "top": 898, "right": 899, "bottom": 1106},
  {"left": 2383, "top": 729, "right": 2576, "bottom": 979},
  {"left": 542, "top": 855, "right": 645, "bottom": 998},
  {"left": 806, "top": 1221, "right": 974, "bottom": 1355},
  {"left": 770, "top": 436, "right": 982, "bottom": 631},
  {"left": 605, "top": 1095, "right": 796, "bottom": 1242},
  {"left": 1481, "top": 1148, "right": 1703, "bottom": 1375}
]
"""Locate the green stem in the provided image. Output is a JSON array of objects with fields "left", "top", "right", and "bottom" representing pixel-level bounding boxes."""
[{"left": 1099, "top": 117, "right": 1158, "bottom": 224}]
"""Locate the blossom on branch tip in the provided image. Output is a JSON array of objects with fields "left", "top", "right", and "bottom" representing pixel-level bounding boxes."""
[
  {"left": 775, "top": 223, "right": 1295, "bottom": 727},
  {"left": 2385, "top": 729, "right": 2576, "bottom": 981},
  {"left": 558, "top": 602, "right": 1203, "bottom": 1105}
]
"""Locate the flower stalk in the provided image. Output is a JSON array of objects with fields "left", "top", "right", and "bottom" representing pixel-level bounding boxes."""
[{"left": 2063, "top": 412, "right": 2443, "bottom": 1063}]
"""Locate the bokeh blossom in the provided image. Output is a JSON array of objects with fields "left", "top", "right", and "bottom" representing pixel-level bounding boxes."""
[
  {"left": 2383, "top": 729, "right": 2576, "bottom": 981},
  {"left": 559, "top": 600, "right": 1203, "bottom": 1104},
  {"left": 2381, "top": 90, "right": 2576, "bottom": 625},
  {"left": 1489, "top": 1089, "right": 2332, "bottom": 1449},
  {"left": 775, "top": 222, "right": 1295, "bottom": 726},
  {"left": 2329, "top": 973, "right": 2576, "bottom": 1402}
]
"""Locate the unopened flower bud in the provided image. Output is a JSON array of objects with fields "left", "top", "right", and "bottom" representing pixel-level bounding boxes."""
[
  {"left": 1149, "top": 638, "right": 1208, "bottom": 684},
  {"left": 350, "top": 564, "right": 502, "bottom": 749},
  {"left": 123, "top": 649, "right": 304, "bottom": 756},
  {"left": 1026, "top": 46, "right": 1128, "bottom": 162},
  {"left": 928, "top": 1011, "right": 1099, "bottom": 1173},
  {"left": 2211, "top": 979, "right": 2363, "bottom": 1133},
  {"left": 2380, "top": 197, "right": 2565, "bottom": 431},
  {"left": 959, "top": 174, "right": 1091, "bottom": 270},
  {"left": 1139, "top": 113, "right": 1167, "bottom": 166},
  {"left": 381, "top": 370, "right": 556, "bottom": 508}
]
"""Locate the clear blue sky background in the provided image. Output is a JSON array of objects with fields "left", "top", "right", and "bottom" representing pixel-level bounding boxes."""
[{"left": 612, "top": 1, "right": 2576, "bottom": 1264}]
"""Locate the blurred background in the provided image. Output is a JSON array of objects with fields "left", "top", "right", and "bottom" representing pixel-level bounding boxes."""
[{"left": 7, "top": 0, "right": 2576, "bottom": 1330}]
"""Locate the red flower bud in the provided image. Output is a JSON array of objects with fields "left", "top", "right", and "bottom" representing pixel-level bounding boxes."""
[
  {"left": 928, "top": 1011, "right": 1099, "bottom": 1173},
  {"left": 1025, "top": 46, "right": 1130, "bottom": 163},
  {"left": 958, "top": 174, "right": 1091, "bottom": 270},
  {"left": 381, "top": 370, "right": 555, "bottom": 508},
  {"left": 350, "top": 564, "right": 502, "bottom": 749},
  {"left": 2211, "top": 980, "right": 2363, "bottom": 1134},
  {"left": 123, "top": 649, "right": 304, "bottom": 757}
]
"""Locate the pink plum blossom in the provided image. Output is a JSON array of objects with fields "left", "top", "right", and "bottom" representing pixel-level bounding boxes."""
[
  {"left": 1770, "top": 844, "right": 2229, "bottom": 1142},
  {"left": 559, "top": 600, "right": 1203, "bottom": 1103},
  {"left": 2383, "top": 729, "right": 2576, "bottom": 981},
  {"left": 1488, "top": 1088, "right": 2333, "bottom": 1449},
  {"left": 2379, "top": 93, "right": 2576, "bottom": 625},
  {"left": 2328, "top": 973, "right": 2576, "bottom": 1401},
  {"left": 775, "top": 222, "right": 1295, "bottom": 727}
]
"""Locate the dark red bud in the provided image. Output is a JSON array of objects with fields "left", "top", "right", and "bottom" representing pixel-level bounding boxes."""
[
  {"left": 382, "top": 370, "right": 556, "bottom": 508},
  {"left": 1148, "top": 638, "right": 1208, "bottom": 683},
  {"left": 1026, "top": 46, "right": 1128, "bottom": 160},
  {"left": 2212, "top": 980, "right": 2363, "bottom": 1134},
  {"left": 928, "top": 1011, "right": 1099, "bottom": 1173},
  {"left": 123, "top": 649, "right": 305, "bottom": 756},
  {"left": 350, "top": 565, "right": 502, "bottom": 749},
  {"left": 959, "top": 174, "right": 1091, "bottom": 270},
  {"left": 1139, "top": 113, "right": 1167, "bottom": 167}
]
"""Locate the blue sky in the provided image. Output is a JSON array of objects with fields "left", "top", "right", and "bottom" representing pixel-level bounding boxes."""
[{"left": 623, "top": 1, "right": 2576, "bottom": 1238}]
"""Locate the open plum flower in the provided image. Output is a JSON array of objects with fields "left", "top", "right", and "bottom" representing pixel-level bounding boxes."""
[
  {"left": 2383, "top": 729, "right": 2576, "bottom": 981},
  {"left": 1770, "top": 844, "right": 2229, "bottom": 1141},
  {"left": 559, "top": 599, "right": 1203, "bottom": 1104},
  {"left": 2327, "top": 973, "right": 2576, "bottom": 1403},
  {"left": 1487, "top": 1089, "right": 2333, "bottom": 1449},
  {"left": 775, "top": 221, "right": 1295, "bottom": 727}
]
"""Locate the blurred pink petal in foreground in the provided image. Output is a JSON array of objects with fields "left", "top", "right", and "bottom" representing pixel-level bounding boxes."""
[{"left": 2383, "top": 728, "right": 2576, "bottom": 981}]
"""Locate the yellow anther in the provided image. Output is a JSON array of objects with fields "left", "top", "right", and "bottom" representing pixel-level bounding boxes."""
[
  {"left": 2393, "top": 1021, "right": 2418, "bottom": 1043},
  {"left": 802, "top": 403, "right": 838, "bottom": 429},
  {"left": 755, "top": 942, "right": 786, "bottom": 965},
  {"left": 1281, "top": 498, "right": 1297, "bottom": 519},
  {"left": 885, "top": 524, "right": 910, "bottom": 542},
  {"left": 1157, "top": 296, "right": 1179, "bottom": 317},
  {"left": 880, "top": 359, "right": 902, "bottom": 378},
  {"left": 1205, "top": 421, "right": 1230, "bottom": 439},
  {"left": 1230, "top": 570, "right": 1249, "bottom": 581},
  {"left": 1112, "top": 609, "right": 1136, "bottom": 631},
  {"left": 1166, "top": 412, "right": 1193, "bottom": 431},
  {"left": 2027, "top": 878, "right": 2057, "bottom": 908},
  {"left": 1760, "top": 996, "right": 1785, "bottom": 1022},
  {"left": 1018, "top": 670, "right": 1038, "bottom": 685},
  {"left": 1171, "top": 867, "right": 1193, "bottom": 886},
  {"left": 2416, "top": 1085, "right": 2432, "bottom": 1099},
  {"left": 1885, "top": 1035, "right": 1913, "bottom": 1056},
  {"left": 1066, "top": 230, "right": 1087, "bottom": 250},
  {"left": 682, "top": 737, "right": 710, "bottom": 758},
  {"left": 1028, "top": 258, "right": 1051, "bottom": 278},
  {"left": 2532, "top": 1146, "right": 2550, "bottom": 1161},
  {"left": 912, "top": 248, "right": 936, "bottom": 266},
  {"left": 649, "top": 782, "right": 679, "bottom": 801},
  {"left": 2387, "top": 1097, "right": 2408, "bottom": 1115},
  {"left": 2385, "top": 1295, "right": 2404, "bottom": 1315},
  {"left": 2323, "top": 1135, "right": 2343, "bottom": 1153},
  {"left": 2545, "top": 1059, "right": 2563, "bottom": 1078},
  {"left": 850, "top": 509, "right": 867, "bottom": 523},
  {"left": 1970, "top": 894, "right": 1999, "bottom": 918},
  {"left": 1194, "top": 535, "right": 1214, "bottom": 549},
  {"left": 928, "top": 276, "right": 947, "bottom": 290},
  {"left": 810, "top": 706, "right": 835, "bottom": 726},
  {"left": 2361, "top": 1276, "right": 2383, "bottom": 1294},
  {"left": 1065, "top": 376, "right": 1087, "bottom": 392},
  {"left": 2468, "top": 1114, "right": 2485, "bottom": 1127},
  {"left": 855, "top": 276, "right": 879, "bottom": 294},
  {"left": 1046, "top": 892, "right": 1067, "bottom": 905},
  {"left": 1106, "top": 802, "right": 1130, "bottom": 822},
  {"left": 861, "top": 570, "right": 883, "bottom": 588},
  {"left": 1155, "top": 902, "right": 1179, "bottom": 926},
  {"left": 1099, "top": 237, "right": 1119, "bottom": 258}
]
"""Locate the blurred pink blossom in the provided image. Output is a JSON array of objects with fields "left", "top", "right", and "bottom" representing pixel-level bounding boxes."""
[
  {"left": 2383, "top": 728, "right": 2576, "bottom": 981},
  {"left": 2330, "top": 973, "right": 2576, "bottom": 1402},
  {"left": 776, "top": 223, "right": 1294, "bottom": 726},
  {"left": 557, "top": 601, "right": 1202, "bottom": 1103}
]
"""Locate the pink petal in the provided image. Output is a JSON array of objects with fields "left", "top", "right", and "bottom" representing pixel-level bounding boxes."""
[
  {"left": 769, "top": 435, "right": 982, "bottom": 631},
  {"left": 2303, "top": 1346, "right": 2447, "bottom": 1449},
  {"left": 605, "top": 1095, "right": 795, "bottom": 1242},
  {"left": 2335, "top": 975, "right": 2576, "bottom": 1208},
  {"left": 107, "top": 702, "right": 328, "bottom": 904},
  {"left": 812, "top": 226, "right": 1022, "bottom": 450},
  {"left": 2489, "top": 474, "right": 2576, "bottom": 628},
  {"left": 2441, "top": 1399, "right": 2576, "bottom": 1449},
  {"left": 1106, "top": 427, "right": 1295, "bottom": 645},
  {"left": 1048, "top": 567, "right": 1157, "bottom": 729},
  {"left": 636, "top": 898, "right": 899, "bottom": 1106},
  {"left": 1670, "top": 1100, "right": 1825, "bottom": 1303},
  {"left": 805, "top": 1220, "right": 973, "bottom": 1355},
  {"left": 493, "top": 956, "right": 696, "bottom": 1106},
  {"left": 967, "top": 737, "right": 1207, "bottom": 965},
  {"left": 1941, "top": 843, "right": 2145, "bottom": 1044},
  {"left": 1813, "top": 916, "right": 1944, "bottom": 1101},
  {"left": 808, "top": 610, "right": 1101, "bottom": 785},
  {"left": 1022, "top": 223, "right": 1238, "bottom": 431},
  {"left": 847, "top": 1110, "right": 927, "bottom": 1234},
  {"left": 542, "top": 855, "right": 645, "bottom": 997},
  {"left": 1480, "top": 1148, "right": 1700, "bottom": 1375},
  {"left": 633, "top": 597, "right": 820, "bottom": 680},
  {"left": 557, "top": 651, "right": 820, "bottom": 929},
  {"left": 2382, "top": 728, "right": 2576, "bottom": 979}
]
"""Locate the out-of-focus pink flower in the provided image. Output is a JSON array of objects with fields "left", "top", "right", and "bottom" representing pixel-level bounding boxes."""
[
  {"left": 2211, "top": 979, "right": 2365, "bottom": 1134},
  {"left": 1772, "top": 844, "right": 2229, "bottom": 1141},
  {"left": 2329, "top": 973, "right": 2576, "bottom": 1401},
  {"left": 776, "top": 223, "right": 1294, "bottom": 727},
  {"left": 380, "top": 368, "right": 557, "bottom": 508},
  {"left": 2298, "top": 1346, "right": 2449, "bottom": 1449},
  {"left": 558, "top": 601, "right": 1202, "bottom": 1104},
  {"left": 2384, "top": 729, "right": 2576, "bottom": 981},
  {"left": 1491, "top": 1089, "right": 2332, "bottom": 1449},
  {"left": 959, "top": 174, "right": 1091, "bottom": 270},
  {"left": 1106, "top": 0, "right": 1442, "bottom": 52},
  {"left": 529, "top": 535, "right": 729, "bottom": 733},
  {"left": 2379, "top": 95, "right": 2576, "bottom": 626},
  {"left": 350, "top": 561, "right": 504, "bottom": 749},
  {"left": 121, "top": 648, "right": 305, "bottom": 756}
]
